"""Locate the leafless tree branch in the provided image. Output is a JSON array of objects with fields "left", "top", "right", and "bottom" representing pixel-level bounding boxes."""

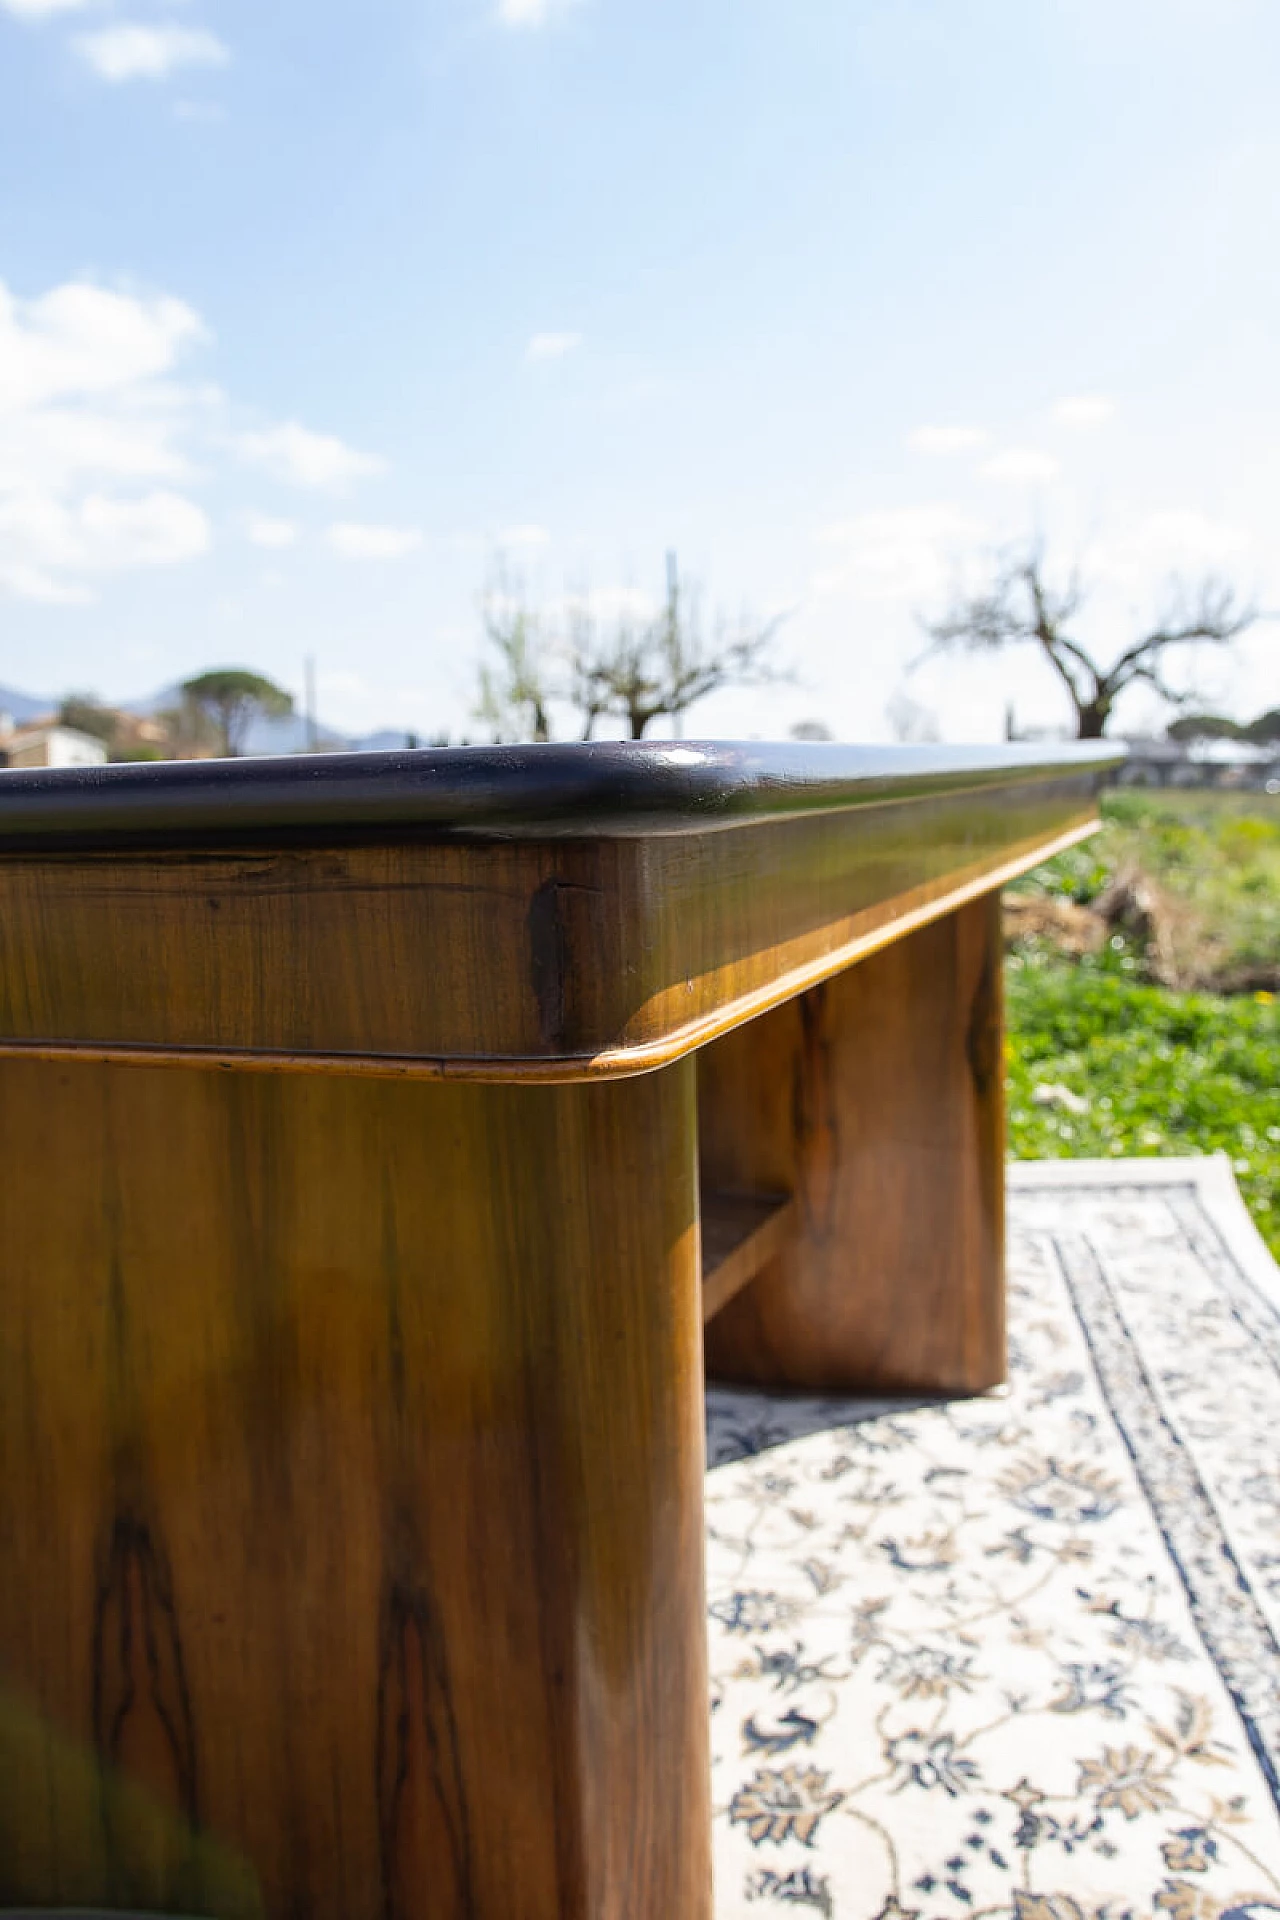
[{"left": 915, "top": 541, "right": 1256, "bottom": 739}]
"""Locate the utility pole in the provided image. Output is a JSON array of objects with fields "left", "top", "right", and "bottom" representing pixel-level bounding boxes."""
[
  {"left": 305, "top": 656, "right": 318, "bottom": 752},
  {"left": 666, "top": 550, "right": 681, "bottom": 739}
]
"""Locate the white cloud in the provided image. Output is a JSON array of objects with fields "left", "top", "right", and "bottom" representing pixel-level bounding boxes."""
[
  {"left": 0, "top": 404, "right": 190, "bottom": 499},
  {"left": 1097, "top": 510, "right": 1250, "bottom": 592},
  {"left": 1, "top": 0, "right": 92, "bottom": 16},
  {"left": 0, "top": 273, "right": 417, "bottom": 606},
  {"left": 497, "top": 0, "right": 580, "bottom": 26},
  {"left": 0, "top": 274, "right": 419, "bottom": 606},
  {"left": 236, "top": 421, "right": 384, "bottom": 490},
  {"left": 0, "top": 562, "right": 91, "bottom": 605},
  {"left": 245, "top": 513, "right": 298, "bottom": 550},
  {"left": 0, "top": 489, "right": 210, "bottom": 602},
  {"left": 812, "top": 507, "right": 983, "bottom": 603},
  {"left": 0, "top": 280, "right": 204, "bottom": 414},
  {"left": 1052, "top": 394, "right": 1114, "bottom": 429},
  {"left": 559, "top": 584, "right": 657, "bottom": 623},
  {"left": 327, "top": 522, "right": 422, "bottom": 561},
  {"left": 978, "top": 446, "right": 1061, "bottom": 485},
  {"left": 480, "top": 580, "right": 656, "bottom": 635},
  {"left": 73, "top": 24, "right": 229, "bottom": 82},
  {"left": 498, "top": 522, "right": 550, "bottom": 551},
  {"left": 526, "top": 331, "right": 583, "bottom": 362},
  {"left": 907, "top": 424, "right": 987, "bottom": 456},
  {"left": 0, "top": 276, "right": 217, "bottom": 602}
]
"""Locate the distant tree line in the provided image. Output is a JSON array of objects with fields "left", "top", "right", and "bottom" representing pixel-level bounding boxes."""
[
  {"left": 36, "top": 537, "right": 1270, "bottom": 760},
  {"left": 45, "top": 557, "right": 784, "bottom": 762},
  {"left": 56, "top": 671, "right": 295, "bottom": 762},
  {"left": 1167, "top": 708, "right": 1279, "bottom": 746}
]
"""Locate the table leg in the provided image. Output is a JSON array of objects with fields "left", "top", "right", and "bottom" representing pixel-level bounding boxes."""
[
  {"left": 699, "top": 892, "right": 1005, "bottom": 1395},
  {"left": 0, "top": 1056, "right": 710, "bottom": 1920}
]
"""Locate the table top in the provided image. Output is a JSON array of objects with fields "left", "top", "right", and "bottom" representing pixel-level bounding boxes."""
[
  {"left": 0, "top": 739, "right": 1120, "bottom": 847},
  {"left": 0, "top": 740, "right": 1123, "bottom": 1079}
]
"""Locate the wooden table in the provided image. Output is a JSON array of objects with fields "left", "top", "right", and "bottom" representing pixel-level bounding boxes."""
[{"left": 0, "top": 740, "right": 1118, "bottom": 1918}]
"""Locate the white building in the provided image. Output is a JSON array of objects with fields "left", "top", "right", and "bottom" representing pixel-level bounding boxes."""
[{"left": 0, "top": 722, "right": 108, "bottom": 770}]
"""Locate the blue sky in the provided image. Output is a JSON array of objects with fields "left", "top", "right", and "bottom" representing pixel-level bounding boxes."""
[{"left": 1, "top": 0, "right": 1276, "bottom": 741}]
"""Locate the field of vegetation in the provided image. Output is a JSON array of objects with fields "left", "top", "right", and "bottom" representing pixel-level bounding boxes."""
[{"left": 1005, "top": 787, "right": 1280, "bottom": 1257}]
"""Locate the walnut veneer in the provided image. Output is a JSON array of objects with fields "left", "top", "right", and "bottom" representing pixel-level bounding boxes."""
[{"left": 0, "top": 739, "right": 1119, "bottom": 1917}]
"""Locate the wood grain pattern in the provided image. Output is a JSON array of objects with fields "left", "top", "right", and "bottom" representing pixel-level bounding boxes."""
[
  {"left": 0, "top": 750, "right": 1105, "bottom": 1913},
  {"left": 700, "top": 1190, "right": 797, "bottom": 1322},
  {"left": 0, "top": 779, "right": 1097, "bottom": 1079},
  {"left": 0, "top": 1057, "right": 710, "bottom": 1919},
  {"left": 700, "top": 892, "right": 1006, "bottom": 1395}
]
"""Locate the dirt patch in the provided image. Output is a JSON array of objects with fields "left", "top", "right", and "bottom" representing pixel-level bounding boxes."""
[
  {"left": 1003, "top": 895, "right": 1107, "bottom": 958},
  {"left": 1005, "top": 864, "right": 1280, "bottom": 994}
]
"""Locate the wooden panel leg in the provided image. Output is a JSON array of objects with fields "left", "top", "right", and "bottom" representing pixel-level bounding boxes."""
[
  {"left": 699, "top": 892, "right": 1005, "bottom": 1395},
  {"left": 0, "top": 1057, "right": 710, "bottom": 1920}
]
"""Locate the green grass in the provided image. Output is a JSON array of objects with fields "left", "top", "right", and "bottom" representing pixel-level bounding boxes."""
[
  {"left": 1005, "top": 786, "right": 1280, "bottom": 1255},
  {"left": 1010, "top": 787, "right": 1280, "bottom": 988},
  {"left": 1006, "top": 955, "right": 1280, "bottom": 1259}
]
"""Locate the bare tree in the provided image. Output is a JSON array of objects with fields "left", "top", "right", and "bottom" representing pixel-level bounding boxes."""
[
  {"left": 565, "top": 554, "right": 784, "bottom": 740},
  {"left": 885, "top": 689, "right": 940, "bottom": 744},
  {"left": 477, "top": 553, "right": 786, "bottom": 742},
  {"left": 917, "top": 541, "right": 1255, "bottom": 739},
  {"left": 475, "top": 568, "right": 554, "bottom": 743}
]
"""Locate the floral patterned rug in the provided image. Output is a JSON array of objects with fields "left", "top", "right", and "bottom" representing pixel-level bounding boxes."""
[{"left": 706, "top": 1155, "right": 1280, "bottom": 1920}]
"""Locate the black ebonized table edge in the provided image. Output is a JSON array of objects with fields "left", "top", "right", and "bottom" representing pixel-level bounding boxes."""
[{"left": 0, "top": 739, "right": 1123, "bottom": 849}]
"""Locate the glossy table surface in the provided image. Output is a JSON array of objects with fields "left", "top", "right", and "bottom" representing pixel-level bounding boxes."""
[
  {"left": 0, "top": 738, "right": 1121, "bottom": 845},
  {"left": 0, "top": 740, "right": 1122, "bottom": 1080}
]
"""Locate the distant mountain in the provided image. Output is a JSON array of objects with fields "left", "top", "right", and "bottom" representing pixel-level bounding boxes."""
[
  {"left": 237, "top": 715, "right": 422, "bottom": 755},
  {"left": 241, "top": 711, "right": 336, "bottom": 755},
  {"left": 119, "top": 684, "right": 180, "bottom": 719},
  {"left": 348, "top": 728, "right": 424, "bottom": 754},
  {"left": 0, "top": 684, "right": 58, "bottom": 725}
]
